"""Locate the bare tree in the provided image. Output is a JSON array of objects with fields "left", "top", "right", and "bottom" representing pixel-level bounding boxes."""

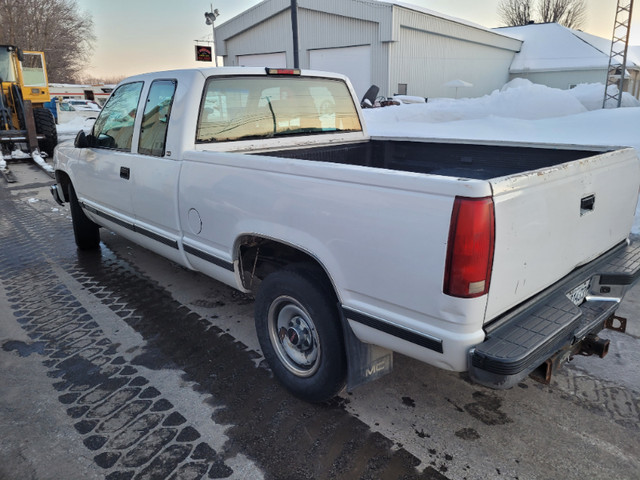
[
  {"left": 77, "top": 75, "right": 126, "bottom": 86},
  {"left": 498, "top": 0, "right": 534, "bottom": 26},
  {"left": 0, "top": 0, "right": 95, "bottom": 82},
  {"left": 498, "top": 0, "right": 586, "bottom": 29},
  {"left": 537, "top": 0, "right": 586, "bottom": 29}
]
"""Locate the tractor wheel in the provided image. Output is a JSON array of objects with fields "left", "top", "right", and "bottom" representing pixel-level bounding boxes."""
[{"left": 33, "top": 107, "right": 58, "bottom": 157}]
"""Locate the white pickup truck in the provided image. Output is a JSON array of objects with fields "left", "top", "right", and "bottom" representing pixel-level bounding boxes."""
[{"left": 51, "top": 67, "right": 640, "bottom": 402}]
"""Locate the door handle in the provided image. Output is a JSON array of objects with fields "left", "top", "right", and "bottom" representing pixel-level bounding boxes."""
[
  {"left": 120, "top": 166, "right": 130, "bottom": 180},
  {"left": 580, "top": 194, "right": 595, "bottom": 215}
]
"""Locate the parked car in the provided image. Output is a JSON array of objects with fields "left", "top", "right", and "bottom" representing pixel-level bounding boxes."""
[{"left": 62, "top": 99, "right": 101, "bottom": 112}]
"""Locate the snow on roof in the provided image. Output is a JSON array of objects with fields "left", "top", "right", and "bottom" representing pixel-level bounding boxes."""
[
  {"left": 497, "top": 23, "right": 607, "bottom": 72},
  {"left": 496, "top": 23, "right": 639, "bottom": 73}
]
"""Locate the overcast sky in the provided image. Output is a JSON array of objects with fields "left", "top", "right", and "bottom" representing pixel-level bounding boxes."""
[{"left": 76, "top": 0, "right": 639, "bottom": 79}]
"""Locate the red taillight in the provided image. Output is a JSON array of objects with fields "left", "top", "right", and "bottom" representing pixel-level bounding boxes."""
[{"left": 444, "top": 196, "right": 495, "bottom": 298}]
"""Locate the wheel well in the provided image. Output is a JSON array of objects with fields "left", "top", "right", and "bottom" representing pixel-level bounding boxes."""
[{"left": 237, "top": 236, "right": 335, "bottom": 295}]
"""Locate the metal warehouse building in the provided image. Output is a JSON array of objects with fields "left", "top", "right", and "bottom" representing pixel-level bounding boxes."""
[{"left": 215, "top": 0, "right": 523, "bottom": 99}]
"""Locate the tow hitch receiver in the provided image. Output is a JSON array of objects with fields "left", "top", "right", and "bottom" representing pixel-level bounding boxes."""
[
  {"left": 579, "top": 334, "right": 609, "bottom": 358},
  {"left": 530, "top": 315, "right": 626, "bottom": 385}
]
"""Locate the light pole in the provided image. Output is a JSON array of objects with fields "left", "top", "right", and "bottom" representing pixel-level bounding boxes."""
[
  {"left": 204, "top": 4, "right": 220, "bottom": 67},
  {"left": 291, "top": 0, "right": 299, "bottom": 68}
]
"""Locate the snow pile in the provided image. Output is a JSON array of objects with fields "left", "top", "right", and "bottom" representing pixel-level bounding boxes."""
[
  {"left": 365, "top": 79, "right": 640, "bottom": 127},
  {"left": 365, "top": 79, "right": 589, "bottom": 126},
  {"left": 363, "top": 80, "right": 640, "bottom": 150},
  {"left": 568, "top": 83, "right": 640, "bottom": 110}
]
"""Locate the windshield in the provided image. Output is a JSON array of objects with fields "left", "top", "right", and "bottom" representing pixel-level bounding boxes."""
[
  {"left": 0, "top": 48, "right": 16, "bottom": 83},
  {"left": 196, "top": 76, "right": 362, "bottom": 143}
]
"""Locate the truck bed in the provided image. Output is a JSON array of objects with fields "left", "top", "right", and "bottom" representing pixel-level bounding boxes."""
[
  {"left": 256, "top": 137, "right": 639, "bottom": 325},
  {"left": 256, "top": 139, "right": 606, "bottom": 180}
]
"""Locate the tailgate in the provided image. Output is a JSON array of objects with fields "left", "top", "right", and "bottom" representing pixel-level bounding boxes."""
[{"left": 485, "top": 147, "right": 640, "bottom": 321}]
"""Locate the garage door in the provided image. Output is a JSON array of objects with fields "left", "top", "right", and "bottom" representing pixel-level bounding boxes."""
[
  {"left": 237, "top": 52, "right": 287, "bottom": 68},
  {"left": 309, "top": 45, "right": 371, "bottom": 100}
]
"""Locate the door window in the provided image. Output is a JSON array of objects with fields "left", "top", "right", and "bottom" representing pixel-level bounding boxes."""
[
  {"left": 92, "top": 82, "right": 143, "bottom": 150},
  {"left": 138, "top": 80, "right": 177, "bottom": 157}
]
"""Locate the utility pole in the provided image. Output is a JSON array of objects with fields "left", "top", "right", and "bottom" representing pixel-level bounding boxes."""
[
  {"left": 603, "top": 0, "right": 635, "bottom": 108},
  {"left": 205, "top": 4, "right": 220, "bottom": 67},
  {"left": 291, "top": 0, "right": 300, "bottom": 68}
]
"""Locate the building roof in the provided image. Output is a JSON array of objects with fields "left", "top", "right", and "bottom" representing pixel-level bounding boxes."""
[
  {"left": 379, "top": 1, "right": 494, "bottom": 33},
  {"left": 496, "top": 23, "right": 639, "bottom": 73},
  {"left": 218, "top": 0, "right": 518, "bottom": 44}
]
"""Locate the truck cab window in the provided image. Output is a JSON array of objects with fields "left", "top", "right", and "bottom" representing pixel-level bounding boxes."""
[
  {"left": 196, "top": 76, "right": 362, "bottom": 143},
  {"left": 138, "top": 79, "right": 177, "bottom": 157},
  {"left": 92, "top": 82, "right": 143, "bottom": 151}
]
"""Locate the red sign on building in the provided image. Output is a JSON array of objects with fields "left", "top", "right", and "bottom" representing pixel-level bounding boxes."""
[{"left": 195, "top": 45, "right": 213, "bottom": 62}]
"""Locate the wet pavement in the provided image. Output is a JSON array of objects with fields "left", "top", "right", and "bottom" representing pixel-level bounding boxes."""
[{"left": 1, "top": 161, "right": 639, "bottom": 479}]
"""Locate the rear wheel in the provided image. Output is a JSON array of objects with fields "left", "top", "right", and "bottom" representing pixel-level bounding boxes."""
[
  {"left": 68, "top": 183, "right": 100, "bottom": 250},
  {"left": 254, "top": 264, "right": 346, "bottom": 402},
  {"left": 33, "top": 107, "right": 58, "bottom": 157}
]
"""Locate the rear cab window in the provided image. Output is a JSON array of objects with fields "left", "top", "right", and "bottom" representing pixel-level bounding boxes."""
[
  {"left": 196, "top": 76, "right": 362, "bottom": 143},
  {"left": 138, "top": 79, "right": 177, "bottom": 157},
  {"left": 92, "top": 82, "right": 144, "bottom": 150}
]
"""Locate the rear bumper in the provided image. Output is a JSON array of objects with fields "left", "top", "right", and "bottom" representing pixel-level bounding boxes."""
[{"left": 469, "top": 239, "right": 640, "bottom": 389}]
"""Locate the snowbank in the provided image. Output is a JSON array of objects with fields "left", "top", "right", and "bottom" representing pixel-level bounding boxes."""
[
  {"left": 363, "top": 80, "right": 640, "bottom": 150},
  {"left": 365, "top": 79, "right": 589, "bottom": 125},
  {"left": 568, "top": 83, "right": 640, "bottom": 110}
]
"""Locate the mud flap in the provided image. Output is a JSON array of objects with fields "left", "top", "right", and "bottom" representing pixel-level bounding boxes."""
[{"left": 340, "top": 307, "right": 393, "bottom": 391}]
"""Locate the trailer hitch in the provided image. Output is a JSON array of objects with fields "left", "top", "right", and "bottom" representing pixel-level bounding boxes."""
[
  {"left": 578, "top": 334, "right": 609, "bottom": 358},
  {"left": 530, "top": 313, "right": 626, "bottom": 385}
]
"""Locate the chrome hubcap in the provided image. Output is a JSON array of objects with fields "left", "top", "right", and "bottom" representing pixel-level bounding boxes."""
[{"left": 268, "top": 296, "right": 320, "bottom": 377}]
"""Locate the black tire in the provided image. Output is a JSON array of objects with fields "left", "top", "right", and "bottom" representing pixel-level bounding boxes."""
[
  {"left": 33, "top": 107, "right": 58, "bottom": 157},
  {"left": 254, "top": 264, "right": 346, "bottom": 402},
  {"left": 68, "top": 183, "right": 100, "bottom": 250}
]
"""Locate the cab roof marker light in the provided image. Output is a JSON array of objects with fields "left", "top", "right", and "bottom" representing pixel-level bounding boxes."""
[{"left": 265, "top": 68, "right": 301, "bottom": 76}]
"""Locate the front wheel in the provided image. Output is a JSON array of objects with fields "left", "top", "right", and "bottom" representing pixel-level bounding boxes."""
[
  {"left": 68, "top": 183, "right": 100, "bottom": 250},
  {"left": 254, "top": 265, "right": 346, "bottom": 402}
]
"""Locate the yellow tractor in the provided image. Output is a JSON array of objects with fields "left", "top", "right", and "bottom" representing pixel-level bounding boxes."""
[{"left": 0, "top": 44, "right": 58, "bottom": 181}]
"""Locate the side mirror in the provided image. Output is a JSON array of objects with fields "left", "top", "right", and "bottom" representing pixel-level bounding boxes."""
[{"left": 74, "top": 130, "right": 94, "bottom": 148}]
